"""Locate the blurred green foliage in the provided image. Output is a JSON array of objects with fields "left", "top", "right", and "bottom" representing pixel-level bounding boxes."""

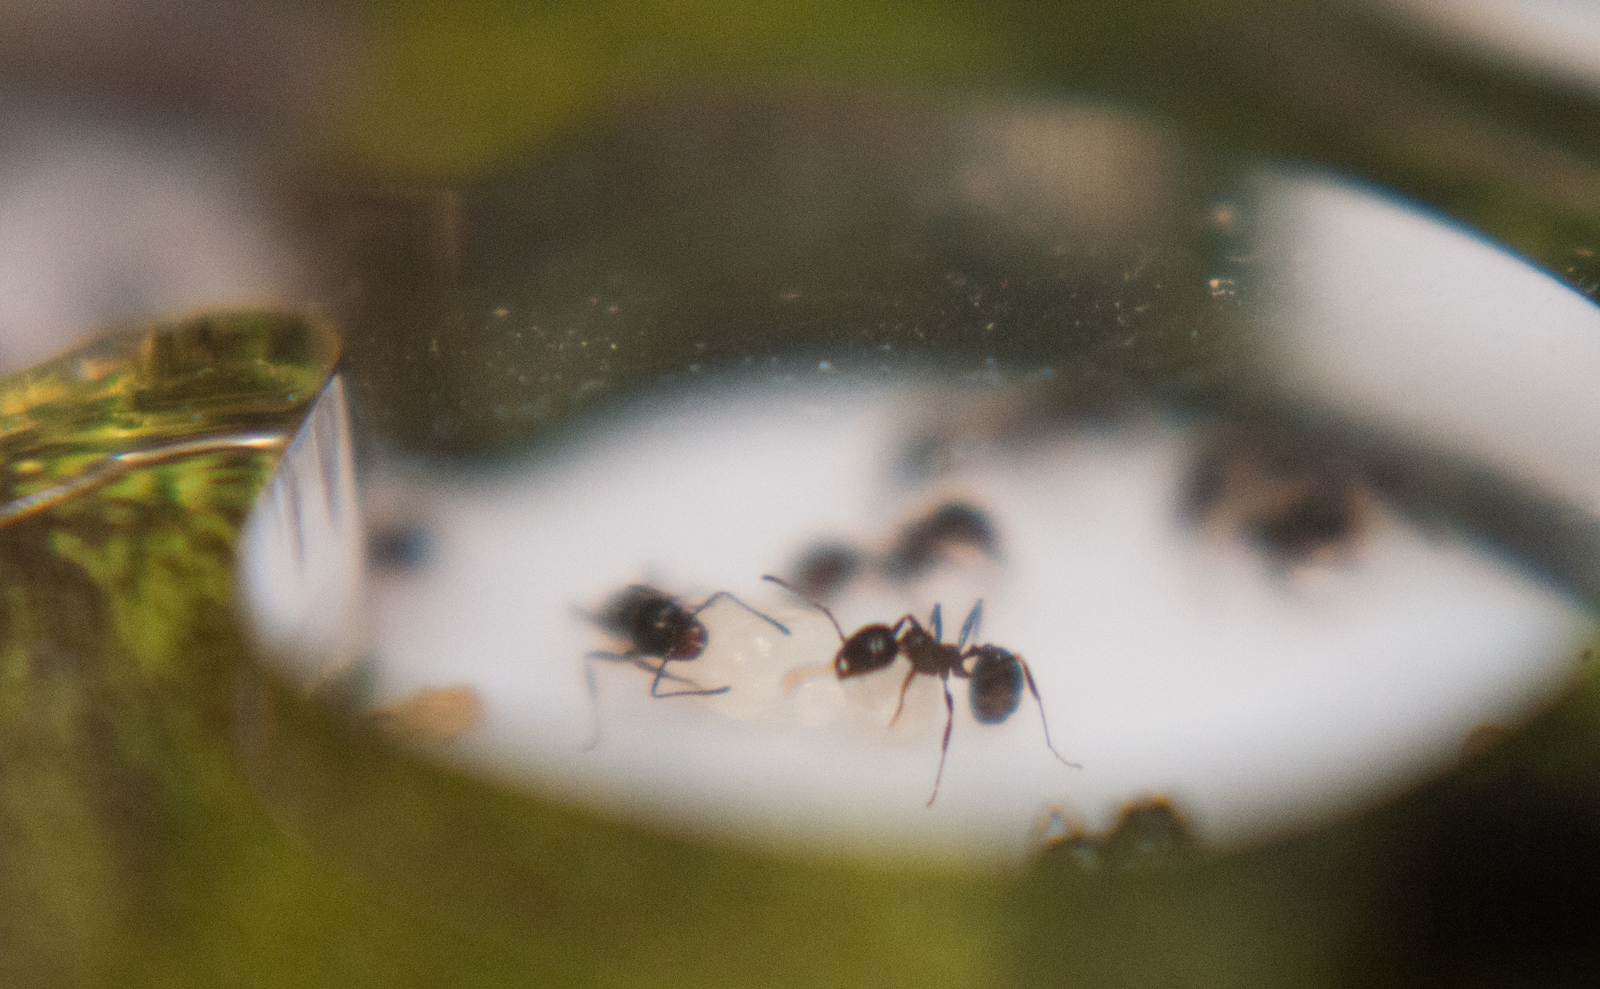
[
  {"left": 0, "top": 312, "right": 336, "bottom": 523},
  {"left": 0, "top": 312, "right": 337, "bottom": 985},
  {"left": 339, "top": 0, "right": 1014, "bottom": 174},
  {"left": 331, "top": 0, "right": 1600, "bottom": 296}
]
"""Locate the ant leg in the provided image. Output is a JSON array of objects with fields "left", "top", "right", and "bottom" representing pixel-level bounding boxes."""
[
  {"left": 587, "top": 650, "right": 702, "bottom": 686},
  {"left": 926, "top": 673, "right": 955, "bottom": 807},
  {"left": 582, "top": 652, "right": 605, "bottom": 751},
  {"left": 625, "top": 655, "right": 703, "bottom": 686},
  {"left": 691, "top": 591, "right": 791, "bottom": 635},
  {"left": 650, "top": 657, "right": 732, "bottom": 698},
  {"left": 1019, "top": 658, "right": 1082, "bottom": 769},
  {"left": 929, "top": 603, "right": 943, "bottom": 641},
  {"left": 957, "top": 600, "right": 983, "bottom": 650},
  {"left": 887, "top": 666, "right": 918, "bottom": 726},
  {"left": 579, "top": 650, "right": 702, "bottom": 749}
]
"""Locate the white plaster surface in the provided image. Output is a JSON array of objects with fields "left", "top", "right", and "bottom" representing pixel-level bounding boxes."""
[
  {"left": 349, "top": 383, "right": 1589, "bottom": 862},
  {"left": 244, "top": 174, "right": 1600, "bottom": 863}
]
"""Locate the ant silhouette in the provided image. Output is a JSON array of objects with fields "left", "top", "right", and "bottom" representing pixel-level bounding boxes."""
[
  {"left": 783, "top": 500, "right": 1001, "bottom": 601},
  {"left": 881, "top": 501, "right": 1001, "bottom": 582},
  {"left": 1182, "top": 426, "right": 1368, "bottom": 568},
  {"left": 583, "top": 584, "right": 790, "bottom": 748},
  {"left": 763, "top": 575, "right": 1078, "bottom": 805}
]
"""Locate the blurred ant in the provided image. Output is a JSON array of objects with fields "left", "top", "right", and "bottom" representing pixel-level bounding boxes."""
[
  {"left": 785, "top": 500, "right": 1001, "bottom": 600},
  {"left": 1035, "top": 796, "right": 1191, "bottom": 871},
  {"left": 582, "top": 584, "right": 790, "bottom": 748},
  {"left": 367, "top": 522, "right": 432, "bottom": 572},
  {"left": 788, "top": 542, "right": 866, "bottom": 600},
  {"left": 763, "top": 574, "right": 1077, "bottom": 805},
  {"left": 882, "top": 501, "right": 1000, "bottom": 581},
  {"left": 1183, "top": 427, "right": 1367, "bottom": 567}
]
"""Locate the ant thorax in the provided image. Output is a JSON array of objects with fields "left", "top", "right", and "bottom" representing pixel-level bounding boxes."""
[
  {"left": 898, "top": 620, "right": 962, "bottom": 678},
  {"left": 882, "top": 502, "right": 1001, "bottom": 581}
]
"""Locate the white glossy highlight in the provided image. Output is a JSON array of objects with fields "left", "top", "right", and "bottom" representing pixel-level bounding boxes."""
[
  {"left": 1380, "top": 0, "right": 1600, "bottom": 96},
  {"left": 1256, "top": 174, "right": 1600, "bottom": 514}
]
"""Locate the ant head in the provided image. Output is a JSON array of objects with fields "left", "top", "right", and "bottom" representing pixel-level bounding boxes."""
[
  {"left": 630, "top": 596, "right": 706, "bottom": 660},
  {"left": 666, "top": 617, "right": 709, "bottom": 659},
  {"left": 763, "top": 574, "right": 899, "bottom": 678},
  {"left": 835, "top": 625, "right": 899, "bottom": 679},
  {"left": 967, "top": 645, "right": 1023, "bottom": 723}
]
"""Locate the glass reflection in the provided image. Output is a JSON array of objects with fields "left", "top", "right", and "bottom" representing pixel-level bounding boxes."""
[{"left": 242, "top": 100, "right": 1600, "bottom": 861}]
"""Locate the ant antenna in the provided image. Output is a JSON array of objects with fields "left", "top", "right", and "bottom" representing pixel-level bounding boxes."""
[
  {"left": 763, "top": 574, "right": 845, "bottom": 642},
  {"left": 690, "top": 591, "right": 791, "bottom": 635}
]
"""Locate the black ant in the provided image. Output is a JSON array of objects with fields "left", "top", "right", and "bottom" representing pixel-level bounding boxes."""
[
  {"left": 763, "top": 575, "right": 1077, "bottom": 805},
  {"left": 1183, "top": 427, "right": 1367, "bottom": 567},
  {"left": 882, "top": 501, "right": 1000, "bottom": 581},
  {"left": 788, "top": 542, "right": 866, "bottom": 600},
  {"left": 783, "top": 500, "right": 1000, "bottom": 600},
  {"left": 583, "top": 584, "right": 790, "bottom": 747}
]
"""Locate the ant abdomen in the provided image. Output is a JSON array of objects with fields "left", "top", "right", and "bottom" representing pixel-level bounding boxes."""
[{"left": 967, "top": 646, "right": 1024, "bottom": 723}]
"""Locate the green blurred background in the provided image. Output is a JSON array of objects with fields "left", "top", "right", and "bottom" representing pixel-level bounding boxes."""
[{"left": 6, "top": 1, "right": 1600, "bottom": 986}]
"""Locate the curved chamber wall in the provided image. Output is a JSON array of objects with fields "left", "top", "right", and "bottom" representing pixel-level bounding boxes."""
[{"left": 239, "top": 99, "right": 1600, "bottom": 862}]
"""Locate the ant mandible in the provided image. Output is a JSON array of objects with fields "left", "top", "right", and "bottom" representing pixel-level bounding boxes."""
[
  {"left": 583, "top": 584, "right": 790, "bottom": 747},
  {"left": 763, "top": 575, "right": 1078, "bottom": 805}
]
